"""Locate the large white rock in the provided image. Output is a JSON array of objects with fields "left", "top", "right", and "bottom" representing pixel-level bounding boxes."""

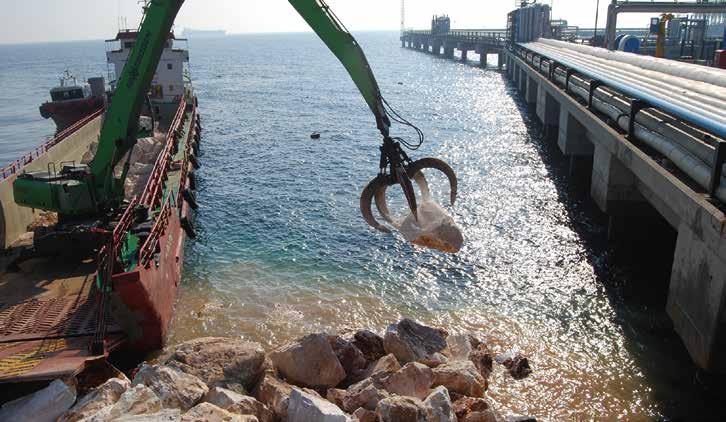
[
  {"left": 444, "top": 335, "right": 474, "bottom": 361},
  {"left": 132, "top": 364, "right": 209, "bottom": 411},
  {"left": 383, "top": 319, "right": 448, "bottom": 365},
  {"left": 268, "top": 333, "right": 346, "bottom": 388},
  {"left": 398, "top": 199, "right": 464, "bottom": 254},
  {"left": 365, "top": 354, "right": 401, "bottom": 378},
  {"left": 376, "top": 396, "right": 428, "bottom": 422},
  {"left": 340, "top": 377, "right": 390, "bottom": 413},
  {"left": 0, "top": 379, "right": 76, "bottom": 422},
  {"left": 182, "top": 402, "right": 257, "bottom": 422},
  {"left": 377, "top": 362, "right": 433, "bottom": 400},
  {"left": 287, "top": 388, "right": 350, "bottom": 422},
  {"left": 204, "top": 387, "right": 273, "bottom": 422},
  {"left": 352, "top": 407, "right": 377, "bottom": 422},
  {"left": 166, "top": 337, "right": 266, "bottom": 390},
  {"left": 84, "top": 384, "right": 163, "bottom": 421},
  {"left": 115, "top": 409, "right": 181, "bottom": 421},
  {"left": 62, "top": 377, "right": 130, "bottom": 422},
  {"left": 424, "top": 386, "right": 456, "bottom": 422},
  {"left": 253, "top": 374, "right": 293, "bottom": 421},
  {"left": 432, "top": 360, "right": 486, "bottom": 397}
]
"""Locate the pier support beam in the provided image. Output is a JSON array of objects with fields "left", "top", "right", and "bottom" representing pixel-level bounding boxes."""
[
  {"left": 591, "top": 144, "right": 649, "bottom": 216},
  {"left": 480, "top": 52, "right": 488, "bottom": 68},
  {"left": 668, "top": 226, "right": 726, "bottom": 372},
  {"left": 433, "top": 41, "right": 442, "bottom": 56},
  {"left": 498, "top": 52, "right": 505, "bottom": 69},
  {"left": 518, "top": 67, "right": 527, "bottom": 92},
  {"left": 444, "top": 46, "right": 455, "bottom": 59},
  {"left": 536, "top": 85, "right": 560, "bottom": 138},
  {"left": 558, "top": 111, "right": 594, "bottom": 157},
  {"left": 526, "top": 77, "right": 538, "bottom": 105},
  {"left": 461, "top": 50, "right": 468, "bottom": 62}
]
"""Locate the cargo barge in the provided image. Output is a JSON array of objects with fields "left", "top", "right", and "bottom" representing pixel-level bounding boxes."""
[{"left": 0, "top": 30, "right": 201, "bottom": 387}]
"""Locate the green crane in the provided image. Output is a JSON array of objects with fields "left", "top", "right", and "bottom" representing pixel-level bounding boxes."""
[{"left": 13, "top": 0, "right": 457, "bottom": 233}]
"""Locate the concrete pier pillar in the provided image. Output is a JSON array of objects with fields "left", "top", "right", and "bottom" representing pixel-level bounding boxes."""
[
  {"left": 401, "top": 40, "right": 405, "bottom": 48},
  {"left": 558, "top": 111, "right": 594, "bottom": 157},
  {"left": 479, "top": 52, "right": 488, "bottom": 68},
  {"left": 536, "top": 85, "right": 560, "bottom": 139},
  {"left": 590, "top": 144, "right": 649, "bottom": 215},
  {"left": 498, "top": 52, "right": 504, "bottom": 69},
  {"left": 518, "top": 68, "right": 526, "bottom": 92},
  {"left": 444, "top": 46, "right": 455, "bottom": 59},
  {"left": 668, "top": 225, "right": 726, "bottom": 372},
  {"left": 525, "top": 76, "right": 538, "bottom": 105},
  {"left": 461, "top": 50, "right": 468, "bottom": 62}
]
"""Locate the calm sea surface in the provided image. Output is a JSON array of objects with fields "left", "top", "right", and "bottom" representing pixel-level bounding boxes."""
[{"left": 1, "top": 32, "right": 723, "bottom": 420}]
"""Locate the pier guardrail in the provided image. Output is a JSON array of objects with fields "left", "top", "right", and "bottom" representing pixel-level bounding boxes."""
[
  {"left": 402, "top": 30, "right": 508, "bottom": 48},
  {"left": 0, "top": 107, "right": 105, "bottom": 181},
  {"left": 514, "top": 43, "right": 726, "bottom": 203}
]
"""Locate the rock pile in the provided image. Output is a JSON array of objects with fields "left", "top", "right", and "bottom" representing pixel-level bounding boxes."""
[{"left": 49, "top": 319, "right": 535, "bottom": 421}]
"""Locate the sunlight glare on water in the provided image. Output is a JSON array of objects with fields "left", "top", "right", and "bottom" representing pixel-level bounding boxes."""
[
  {"left": 166, "top": 33, "right": 693, "bottom": 420},
  {"left": 0, "top": 32, "right": 718, "bottom": 421}
]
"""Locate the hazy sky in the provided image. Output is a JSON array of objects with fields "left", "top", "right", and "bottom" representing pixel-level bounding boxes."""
[{"left": 1, "top": 0, "right": 655, "bottom": 45}]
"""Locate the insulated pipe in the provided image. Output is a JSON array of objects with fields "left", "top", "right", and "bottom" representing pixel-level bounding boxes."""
[
  {"left": 520, "top": 43, "right": 726, "bottom": 139},
  {"left": 523, "top": 43, "right": 726, "bottom": 126},
  {"left": 519, "top": 53, "right": 726, "bottom": 203},
  {"left": 534, "top": 53, "right": 719, "bottom": 166},
  {"left": 529, "top": 42, "right": 726, "bottom": 106},
  {"left": 529, "top": 44, "right": 726, "bottom": 119},
  {"left": 538, "top": 38, "right": 726, "bottom": 88},
  {"left": 538, "top": 58, "right": 719, "bottom": 166},
  {"left": 557, "top": 70, "right": 726, "bottom": 202}
]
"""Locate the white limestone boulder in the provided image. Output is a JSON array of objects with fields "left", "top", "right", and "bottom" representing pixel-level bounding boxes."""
[
  {"left": 165, "top": 337, "right": 266, "bottom": 390},
  {"left": 424, "top": 386, "right": 456, "bottom": 422},
  {"left": 61, "top": 377, "right": 130, "bottom": 422},
  {"left": 268, "top": 333, "right": 346, "bottom": 388},
  {"left": 287, "top": 388, "right": 351, "bottom": 422},
  {"left": 132, "top": 364, "right": 209, "bottom": 411}
]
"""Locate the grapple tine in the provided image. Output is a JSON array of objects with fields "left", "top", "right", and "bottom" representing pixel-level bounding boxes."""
[
  {"left": 374, "top": 171, "right": 432, "bottom": 227},
  {"left": 412, "top": 171, "right": 431, "bottom": 201},
  {"left": 374, "top": 184, "right": 397, "bottom": 226},
  {"left": 395, "top": 164, "right": 418, "bottom": 220},
  {"left": 360, "top": 175, "right": 392, "bottom": 233},
  {"left": 408, "top": 158, "right": 458, "bottom": 206}
]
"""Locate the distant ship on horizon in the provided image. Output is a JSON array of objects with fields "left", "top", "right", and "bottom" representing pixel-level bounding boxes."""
[{"left": 182, "top": 28, "right": 226, "bottom": 38}]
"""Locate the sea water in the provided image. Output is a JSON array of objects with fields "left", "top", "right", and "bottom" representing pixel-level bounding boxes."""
[{"left": 0, "top": 32, "right": 722, "bottom": 420}]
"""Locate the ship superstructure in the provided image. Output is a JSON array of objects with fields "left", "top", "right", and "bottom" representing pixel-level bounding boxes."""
[{"left": 106, "top": 30, "right": 191, "bottom": 123}]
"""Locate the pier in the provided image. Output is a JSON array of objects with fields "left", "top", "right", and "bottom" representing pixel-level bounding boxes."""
[
  {"left": 401, "top": 4, "right": 726, "bottom": 372},
  {"left": 400, "top": 30, "right": 508, "bottom": 68}
]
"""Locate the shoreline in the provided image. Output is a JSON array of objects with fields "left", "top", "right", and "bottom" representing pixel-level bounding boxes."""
[{"left": 0, "top": 318, "right": 535, "bottom": 422}]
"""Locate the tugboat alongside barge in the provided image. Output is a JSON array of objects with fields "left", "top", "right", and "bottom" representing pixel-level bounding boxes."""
[{"left": 0, "top": 28, "right": 201, "bottom": 388}]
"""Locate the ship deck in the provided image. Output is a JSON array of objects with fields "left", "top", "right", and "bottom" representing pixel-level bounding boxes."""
[
  {"left": 0, "top": 252, "right": 124, "bottom": 383},
  {"left": 0, "top": 99, "right": 196, "bottom": 384}
]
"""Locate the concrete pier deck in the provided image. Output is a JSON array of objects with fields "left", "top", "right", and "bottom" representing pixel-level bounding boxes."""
[{"left": 506, "top": 50, "right": 726, "bottom": 373}]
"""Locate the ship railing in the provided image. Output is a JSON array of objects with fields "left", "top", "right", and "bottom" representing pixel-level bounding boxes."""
[
  {"left": 177, "top": 105, "right": 197, "bottom": 207},
  {"left": 140, "top": 97, "right": 187, "bottom": 209},
  {"left": 92, "top": 195, "right": 139, "bottom": 354},
  {"left": 0, "top": 107, "right": 104, "bottom": 181},
  {"left": 138, "top": 193, "right": 174, "bottom": 268}
]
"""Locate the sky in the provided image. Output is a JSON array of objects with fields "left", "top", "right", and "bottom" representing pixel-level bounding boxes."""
[{"left": 0, "top": 0, "right": 658, "bottom": 45}]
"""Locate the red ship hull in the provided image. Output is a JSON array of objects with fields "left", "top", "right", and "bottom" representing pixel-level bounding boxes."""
[{"left": 39, "top": 97, "right": 105, "bottom": 133}]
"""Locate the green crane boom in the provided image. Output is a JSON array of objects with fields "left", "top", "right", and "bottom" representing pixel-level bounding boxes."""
[
  {"left": 13, "top": 0, "right": 391, "bottom": 218},
  {"left": 92, "top": 0, "right": 184, "bottom": 202},
  {"left": 289, "top": 0, "right": 391, "bottom": 136}
]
